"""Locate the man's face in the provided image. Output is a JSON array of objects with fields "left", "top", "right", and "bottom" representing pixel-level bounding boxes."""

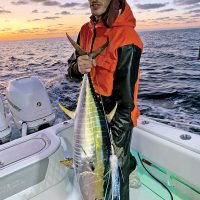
[{"left": 88, "top": 0, "right": 111, "bottom": 18}]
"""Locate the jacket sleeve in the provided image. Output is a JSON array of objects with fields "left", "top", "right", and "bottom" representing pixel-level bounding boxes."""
[
  {"left": 110, "top": 44, "right": 142, "bottom": 148},
  {"left": 67, "top": 33, "right": 83, "bottom": 79}
]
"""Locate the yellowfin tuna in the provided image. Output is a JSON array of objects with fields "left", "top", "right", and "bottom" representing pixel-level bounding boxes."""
[
  {"left": 59, "top": 33, "right": 114, "bottom": 200},
  {"left": 60, "top": 73, "right": 111, "bottom": 200}
]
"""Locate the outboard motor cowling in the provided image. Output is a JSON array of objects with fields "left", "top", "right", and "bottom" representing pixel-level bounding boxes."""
[
  {"left": 0, "top": 96, "right": 11, "bottom": 144},
  {"left": 6, "top": 76, "right": 55, "bottom": 134}
]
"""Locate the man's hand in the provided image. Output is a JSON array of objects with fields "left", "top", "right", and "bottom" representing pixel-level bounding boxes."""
[{"left": 77, "top": 55, "right": 96, "bottom": 74}]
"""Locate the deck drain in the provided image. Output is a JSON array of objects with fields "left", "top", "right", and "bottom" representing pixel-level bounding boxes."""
[{"left": 180, "top": 134, "right": 191, "bottom": 140}]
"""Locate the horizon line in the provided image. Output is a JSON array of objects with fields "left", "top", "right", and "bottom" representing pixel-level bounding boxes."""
[{"left": 0, "top": 26, "right": 200, "bottom": 43}]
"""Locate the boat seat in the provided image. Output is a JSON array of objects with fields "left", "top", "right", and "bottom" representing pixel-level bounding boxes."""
[{"left": 0, "top": 125, "right": 61, "bottom": 177}]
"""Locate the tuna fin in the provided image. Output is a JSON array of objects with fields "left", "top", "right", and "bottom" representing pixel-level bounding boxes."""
[
  {"left": 60, "top": 158, "right": 73, "bottom": 168},
  {"left": 106, "top": 103, "right": 118, "bottom": 123},
  {"left": 58, "top": 103, "right": 75, "bottom": 119}
]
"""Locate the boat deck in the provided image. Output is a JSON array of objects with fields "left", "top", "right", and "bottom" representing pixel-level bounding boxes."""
[
  {"left": 2, "top": 121, "right": 199, "bottom": 200},
  {"left": 130, "top": 150, "right": 190, "bottom": 200}
]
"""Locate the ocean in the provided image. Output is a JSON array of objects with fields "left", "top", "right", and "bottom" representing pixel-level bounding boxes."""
[{"left": 0, "top": 27, "right": 200, "bottom": 137}]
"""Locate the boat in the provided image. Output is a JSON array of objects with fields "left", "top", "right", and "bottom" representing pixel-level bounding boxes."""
[{"left": 0, "top": 76, "right": 200, "bottom": 200}]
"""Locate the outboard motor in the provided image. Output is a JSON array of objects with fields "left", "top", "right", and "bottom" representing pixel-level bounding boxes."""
[
  {"left": 6, "top": 76, "right": 55, "bottom": 135},
  {"left": 0, "top": 96, "right": 11, "bottom": 144}
]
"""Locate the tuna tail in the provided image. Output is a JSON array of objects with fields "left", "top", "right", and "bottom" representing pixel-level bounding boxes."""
[
  {"left": 66, "top": 32, "right": 109, "bottom": 58},
  {"left": 66, "top": 32, "right": 86, "bottom": 56},
  {"left": 58, "top": 103, "right": 75, "bottom": 119}
]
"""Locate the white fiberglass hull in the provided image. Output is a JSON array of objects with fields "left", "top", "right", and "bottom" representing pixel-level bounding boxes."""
[{"left": 0, "top": 117, "right": 200, "bottom": 200}]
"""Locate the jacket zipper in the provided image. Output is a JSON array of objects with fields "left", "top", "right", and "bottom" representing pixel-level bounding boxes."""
[{"left": 90, "top": 22, "right": 97, "bottom": 53}]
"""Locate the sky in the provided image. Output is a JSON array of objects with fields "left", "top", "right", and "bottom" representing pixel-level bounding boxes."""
[{"left": 0, "top": 0, "right": 200, "bottom": 41}]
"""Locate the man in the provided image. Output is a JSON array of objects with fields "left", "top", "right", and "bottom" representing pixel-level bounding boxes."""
[{"left": 67, "top": 0, "right": 143, "bottom": 199}]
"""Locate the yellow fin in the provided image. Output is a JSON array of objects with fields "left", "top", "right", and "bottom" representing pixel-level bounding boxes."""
[
  {"left": 60, "top": 158, "right": 73, "bottom": 168},
  {"left": 58, "top": 103, "right": 75, "bottom": 119},
  {"left": 106, "top": 103, "right": 118, "bottom": 123}
]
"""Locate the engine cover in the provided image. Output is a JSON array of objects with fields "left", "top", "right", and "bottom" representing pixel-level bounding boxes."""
[{"left": 6, "top": 76, "right": 55, "bottom": 133}]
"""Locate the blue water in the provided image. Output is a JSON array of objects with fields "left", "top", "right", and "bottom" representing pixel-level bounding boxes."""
[
  {"left": 139, "top": 28, "right": 200, "bottom": 133},
  {"left": 0, "top": 27, "right": 200, "bottom": 134}
]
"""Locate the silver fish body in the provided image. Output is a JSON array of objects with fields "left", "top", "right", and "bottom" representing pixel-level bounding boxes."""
[{"left": 73, "top": 74, "right": 111, "bottom": 200}]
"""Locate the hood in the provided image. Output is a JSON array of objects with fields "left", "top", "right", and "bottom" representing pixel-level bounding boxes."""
[
  {"left": 112, "top": 2, "right": 136, "bottom": 28},
  {"left": 89, "top": 1, "right": 136, "bottom": 29}
]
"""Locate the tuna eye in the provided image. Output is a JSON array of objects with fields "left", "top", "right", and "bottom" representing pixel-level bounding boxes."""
[
  {"left": 89, "top": 161, "right": 95, "bottom": 171},
  {"left": 37, "top": 102, "right": 42, "bottom": 107}
]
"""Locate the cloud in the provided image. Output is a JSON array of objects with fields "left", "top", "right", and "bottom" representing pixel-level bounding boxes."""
[
  {"left": 32, "top": 9, "right": 38, "bottom": 13},
  {"left": 0, "top": 9, "right": 11, "bottom": 14},
  {"left": 60, "top": 11, "right": 71, "bottom": 15},
  {"left": 137, "top": 19, "right": 147, "bottom": 23},
  {"left": 60, "top": 2, "right": 89, "bottom": 9},
  {"left": 158, "top": 8, "right": 176, "bottom": 12},
  {"left": 43, "top": 1, "right": 60, "bottom": 6},
  {"left": 11, "top": 0, "right": 29, "bottom": 5},
  {"left": 174, "top": 16, "right": 188, "bottom": 21},
  {"left": 47, "top": 28, "right": 58, "bottom": 32},
  {"left": 184, "top": 4, "right": 200, "bottom": 9},
  {"left": 81, "top": 2, "right": 89, "bottom": 9},
  {"left": 60, "top": 2, "right": 79, "bottom": 8},
  {"left": 0, "top": 28, "right": 12, "bottom": 32},
  {"left": 11, "top": 0, "right": 89, "bottom": 10},
  {"left": 187, "top": 9, "right": 200, "bottom": 13},
  {"left": 32, "top": 18, "right": 41, "bottom": 21},
  {"left": 185, "top": 19, "right": 199, "bottom": 23},
  {"left": 18, "top": 28, "right": 30, "bottom": 33},
  {"left": 30, "top": 0, "right": 46, "bottom": 2},
  {"left": 135, "top": 3, "right": 168, "bottom": 10},
  {"left": 190, "top": 13, "right": 200, "bottom": 17},
  {"left": 44, "top": 16, "right": 60, "bottom": 20},
  {"left": 174, "top": 0, "right": 200, "bottom": 6},
  {"left": 27, "top": 18, "right": 41, "bottom": 22},
  {"left": 155, "top": 17, "right": 171, "bottom": 21},
  {"left": 29, "top": 0, "right": 61, "bottom": 6},
  {"left": 55, "top": 11, "right": 71, "bottom": 15}
]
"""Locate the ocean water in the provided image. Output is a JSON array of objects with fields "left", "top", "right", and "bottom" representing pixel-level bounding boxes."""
[{"left": 0, "top": 27, "right": 200, "bottom": 136}]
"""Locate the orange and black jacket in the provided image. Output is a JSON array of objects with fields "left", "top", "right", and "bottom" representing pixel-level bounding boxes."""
[{"left": 67, "top": 1, "right": 143, "bottom": 149}]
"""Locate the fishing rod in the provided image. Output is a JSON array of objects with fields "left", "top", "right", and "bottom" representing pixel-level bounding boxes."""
[{"left": 137, "top": 153, "right": 174, "bottom": 200}]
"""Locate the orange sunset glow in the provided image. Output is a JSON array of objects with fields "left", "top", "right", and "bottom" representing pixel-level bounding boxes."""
[{"left": 0, "top": 0, "right": 200, "bottom": 41}]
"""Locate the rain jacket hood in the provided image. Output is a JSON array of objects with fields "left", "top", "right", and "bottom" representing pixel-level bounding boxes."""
[
  {"left": 89, "top": 1, "right": 136, "bottom": 29},
  {"left": 111, "top": 2, "right": 136, "bottom": 28}
]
